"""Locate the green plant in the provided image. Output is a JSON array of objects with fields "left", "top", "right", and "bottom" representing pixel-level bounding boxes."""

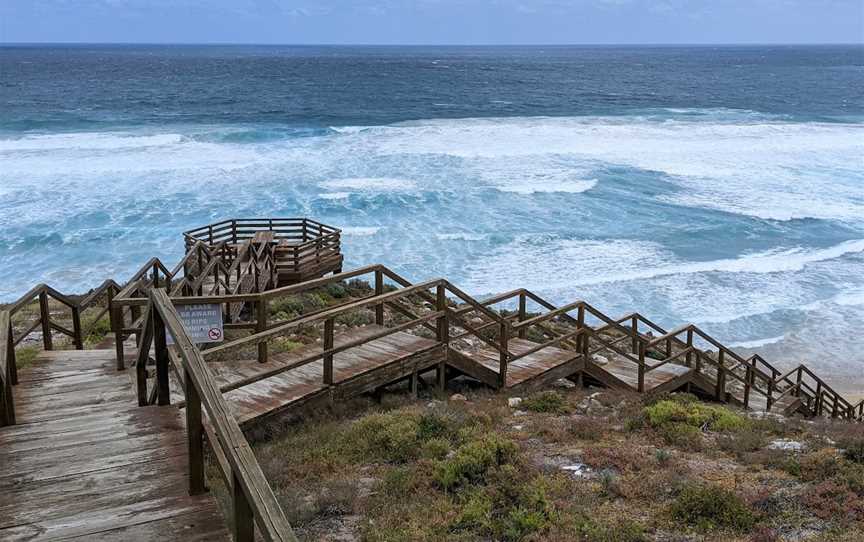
[
  {"left": 14, "top": 345, "right": 40, "bottom": 370},
  {"left": 644, "top": 399, "right": 748, "bottom": 432},
  {"left": 669, "top": 483, "right": 756, "bottom": 532},
  {"left": 521, "top": 391, "right": 569, "bottom": 414},
  {"left": 434, "top": 435, "right": 517, "bottom": 490},
  {"left": 840, "top": 438, "right": 864, "bottom": 464}
]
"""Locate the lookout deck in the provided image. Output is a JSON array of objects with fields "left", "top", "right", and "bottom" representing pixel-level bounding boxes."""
[{"left": 0, "top": 349, "right": 230, "bottom": 541}]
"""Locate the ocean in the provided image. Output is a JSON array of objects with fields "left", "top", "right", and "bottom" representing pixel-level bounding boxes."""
[{"left": 1, "top": 44, "right": 863, "bottom": 389}]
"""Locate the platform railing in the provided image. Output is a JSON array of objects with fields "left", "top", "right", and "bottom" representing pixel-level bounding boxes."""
[{"left": 143, "top": 288, "right": 298, "bottom": 542}]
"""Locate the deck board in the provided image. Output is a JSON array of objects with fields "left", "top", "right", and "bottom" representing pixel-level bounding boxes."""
[
  {"left": 454, "top": 338, "right": 582, "bottom": 388},
  {"left": 0, "top": 349, "right": 230, "bottom": 541}
]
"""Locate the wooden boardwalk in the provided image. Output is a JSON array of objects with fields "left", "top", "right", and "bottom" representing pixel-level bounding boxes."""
[
  {"left": 164, "top": 326, "right": 444, "bottom": 425},
  {"left": 0, "top": 349, "right": 230, "bottom": 541}
]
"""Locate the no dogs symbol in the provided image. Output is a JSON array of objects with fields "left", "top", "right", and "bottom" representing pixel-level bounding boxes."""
[{"left": 208, "top": 328, "right": 222, "bottom": 341}]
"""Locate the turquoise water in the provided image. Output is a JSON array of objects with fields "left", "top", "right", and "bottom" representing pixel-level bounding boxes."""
[{"left": 1, "top": 45, "right": 863, "bottom": 381}]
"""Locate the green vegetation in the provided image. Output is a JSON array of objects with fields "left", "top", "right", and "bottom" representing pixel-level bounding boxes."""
[
  {"left": 520, "top": 391, "right": 570, "bottom": 414},
  {"left": 669, "top": 483, "right": 756, "bottom": 532},
  {"left": 82, "top": 313, "right": 112, "bottom": 346},
  {"left": 13, "top": 345, "right": 40, "bottom": 370}
]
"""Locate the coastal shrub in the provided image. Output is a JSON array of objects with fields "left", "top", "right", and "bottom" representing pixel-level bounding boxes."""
[
  {"left": 271, "top": 337, "right": 303, "bottom": 354},
  {"left": 659, "top": 422, "right": 704, "bottom": 450},
  {"left": 323, "top": 282, "right": 349, "bottom": 299},
  {"left": 434, "top": 435, "right": 517, "bottom": 490},
  {"left": 344, "top": 279, "right": 373, "bottom": 296},
  {"left": 521, "top": 391, "right": 569, "bottom": 414},
  {"left": 840, "top": 438, "right": 864, "bottom": 464},
  {"left": 349, "top": 412, "right": 424, "bottom": 463},
  {"left": 644, "top": 398, "right": 748, "bottom": 432},
  {"left": 718, "top": 427, "right": 769, "bottom": 457},
  {"left": 335, "top": 309, "right": 374, "bottom": 327},
  {"left": 269, "top": 296, "right": 304, "bottom": 317},
  {"left": 669, "top": 483, "right": 756, "bottom": 532}
]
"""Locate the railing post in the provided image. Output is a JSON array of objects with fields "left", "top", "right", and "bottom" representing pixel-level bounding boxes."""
[
  {"left": 766, "top": 377, "right": 775, "bottom": 412},
  {"left": 576, "top": 305, "right": 585, "bottom": 355},
  {"left": 323, "top": 317, "right": 334, "bottom": 385},
  {"left": 743, "top": 365, "right": 752, "bottom": 409},
  {"left": 815, "top": 381, "right": 823, "bottom": 415},
  {"left": 152, "top": 306, "right": 171, "bottom": 406},
  {"left": 795, "top": 369, "right": 803, "bottom": 398},
  {"left": 436, "top": 284, "right": 449, "bottom": 390},
  {"left": 233, "top": 470, "right": 255, "bottom": 542},
  {"left": 518, "top": 293, "right": 527, "bottom": 339},
  {"left": 1, "top": 316, "right": 16, "bottom": 425},
  {"left": 39, "top": 290, "right": 53, "bottom": 351},
  {"left": 185, "top": 367, "right": 206, "bottom": 495},
  {"left": 112, "top": 303, "right": 125, "bottom": 371},
  {"left": 498, "top": 321, "right": 508, "bottom": 389},
  {"left": 631, "top": 315, "right": 638, "bottom": 354},
  {"left": 637, "top": 342, "right": 646, "bottom": 393},
  {"left": 257, "top": 298, "right": 268, "bottom": 364},
  {"left": 374, "top": 269, "right": 384, "bottom": 326},
  {"left": 685, "top": 327, "right": 693, "bottom": 368},
  {"left": 71, "top": 305, "right": 84, "bottom": 350},
  {"left": 832, "top": 394, "right": 839, "bottom": 418},
  {"left": 715, "top": 350, "right": 726, "bottom": 401}
]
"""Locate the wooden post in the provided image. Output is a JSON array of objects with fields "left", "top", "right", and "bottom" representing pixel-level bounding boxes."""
[
  {"left": 185, "top": 367, "right": 205, "bottom": 495},
  {"left": 152, "top": 308, "right": 171, "bottom": 406},
  {"left": 815, "top": 381, "right": 823, "bottom": 415},
  {"left": 1, "top": 317, "right": 16, "bottom": 425},
  {"left": 436, "top": 284, "right": 449, "bottom": 390},
  {"left": 323, "top": 318, "right": 334, "bottom": 385},
  {"left": 256, "top": 299, "right": 268, "bottom": 364},
  {"left": 112, "top": 304, "right": 125, "bottom": 371},
  {"left": 374, "top": 269, "right": 384, "bottom": 326},
  {"left": 233, "top": 470, "right": 254, "bottom": 542},
  {"left": 498, "top": 321, "right": 508, "bottom": 389},
  {"left": 630, "top": 315, "right": 638, "bottom": 354},
  {"left": 637, "top": 343, "right": 646, "bottom": 393},
  {"left": 39, "top": 290, "right": 53, "bottom": 351},
  {"left": 71, "top": 305, "right": 84, "bottom": 350},
  {"left": 410, "top": 370, "right": 419, "bottom": 398},
  {"left": 685, "top": 327, "right": 693, "bottom": 368},
  {"left": 518, "top": 293, "right": 526, "bottom": 339},
  {"left": 743, "top": 366, "right": 752, "bottom": 409},
  {"left": 766, "top": 378, "right": 775, "bottom": 412},
  {"left": 576, "top": 305, "right": 585, "bottom": 356},
  {"left": 795, "top": 369, "right": 803, "bottom": 398},
  {"left": 715, "top": 350, "right": 725, "bottom": 401}
]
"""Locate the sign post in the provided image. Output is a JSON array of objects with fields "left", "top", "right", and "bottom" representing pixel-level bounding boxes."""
[{"left": 166, "top": 304, "right": 224, "bottom": 345}]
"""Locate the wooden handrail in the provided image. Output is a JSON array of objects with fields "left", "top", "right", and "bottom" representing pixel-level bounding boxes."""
[
  {"left": 0, "top": 310, "right": 16, "bottom": 426},
  {"left": 148, "top": 289, "right": 297, "bottom": 542}
]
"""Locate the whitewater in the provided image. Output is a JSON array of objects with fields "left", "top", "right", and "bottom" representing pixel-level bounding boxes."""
[{"left": 1, "top": 44, "right": 863, "bottom": 393}]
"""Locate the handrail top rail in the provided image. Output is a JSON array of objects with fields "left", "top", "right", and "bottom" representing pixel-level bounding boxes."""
[{"left": 201, "top": 278, "right": 447, "bottom": 360}]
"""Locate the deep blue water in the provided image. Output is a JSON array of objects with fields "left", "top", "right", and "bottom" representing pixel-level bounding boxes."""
[{"left": 1, "top": 45, "right": 863, "bottom": 386}]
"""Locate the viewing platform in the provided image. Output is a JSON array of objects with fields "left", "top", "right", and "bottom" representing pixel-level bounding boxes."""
[{"left": 183, "top": 218, "right": 343, "bottom": 286}]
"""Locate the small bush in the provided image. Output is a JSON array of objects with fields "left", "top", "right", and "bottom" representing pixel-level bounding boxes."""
[
  {"left": 521, "top": 391, "right": 569, "bottom": 414},
  {"left": 719, "top": 428, "right": 769, "bottom": 458},
  {"left": 420, "top": 438, "right": 451, "bottom": 460},
  {"left": 670, "top": 483, "right": 756, "bottom": 532},
  {"left": 271, "top": 337, "right": 303, "bottom": 354},
  {"left": 335, "top": 309, "right": 374, "bottom": 327},
  {"left": 840, "top": 438, "right": 864, "bottom": 464},
  {"left": 655, "top": 449, "right": 672, "bottom": 467},
  {"left": 659, "top": 422, "right": 704, "bottom": 450},
  {"left": 82, "top": 314, "right": 112, "bottom": 346},
  {"left": 323, "top": 282, "right": 349, "bottom": 299},
  {"left": 269, "top": 296, "right": 304, "bottom": 317},
  {"left": 645, "top": 399, "right": 748, "bottom": 432},
  {"left": 434, "top": 435, "right": 517, "bottom": 490}
]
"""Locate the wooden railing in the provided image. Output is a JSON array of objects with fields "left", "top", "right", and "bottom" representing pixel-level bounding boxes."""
[
  {"left": 0, "top": 310, "right": 16, "bottom": 426},
  {"left": 183, "top": 218, "right": 342, "bottom": 279},
  {"left": 142, "top": 289, "right": 298, "bottom": 542}
]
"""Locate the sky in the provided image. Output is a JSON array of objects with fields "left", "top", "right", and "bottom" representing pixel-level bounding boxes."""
[{"left": 1, "top": 0, "right": 862, "bottom": 45}]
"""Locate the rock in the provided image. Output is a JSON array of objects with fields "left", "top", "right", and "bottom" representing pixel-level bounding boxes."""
[
  {"left": 514, "top": 410, "right": 529, "bottom": 417},
  {"left": 508, "top": 397, "right": 523, "bottom": 408},
  {"left": 561, "top": 463, "right": 592, "bottom": 478},
  {"left": 553, "top": 378, "right": 576, "bottom": 389},
  {"left": 768, "top": 439, "right": 805, "bottom": 452},
  {"left": 449, "top": 393, "right": 467, "bottom": 402},
  {"left": 592, "top": 354, "right": 610, "bottom": 366}
]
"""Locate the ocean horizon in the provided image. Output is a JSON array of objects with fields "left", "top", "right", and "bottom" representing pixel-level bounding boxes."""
[{"left": 1, "top": 44, "right": 862, "bottom": 393}]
